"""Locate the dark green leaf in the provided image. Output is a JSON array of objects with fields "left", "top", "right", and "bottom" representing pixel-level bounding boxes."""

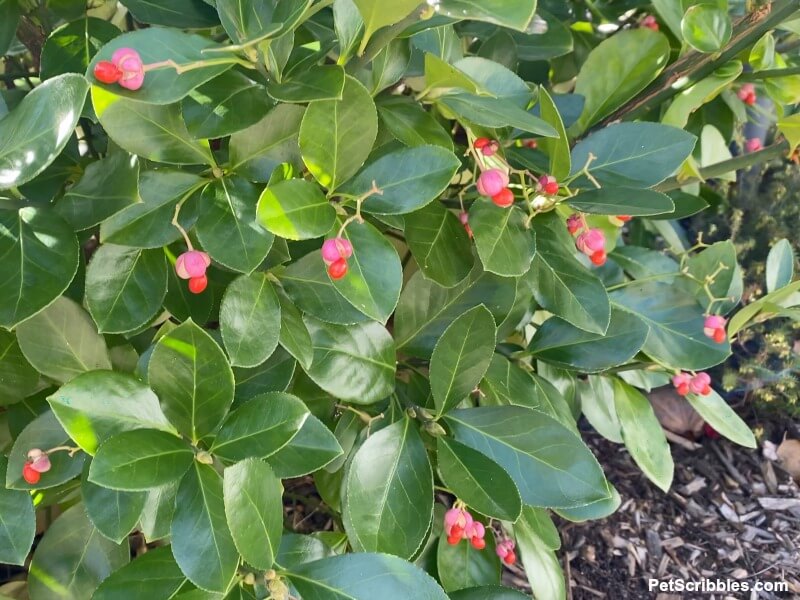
[
  {"left": 210, "top": 392, "right": 309, "bottom": 461},
  {"left": 89, "top": 429, "right": 194, "bottom": 490},
  {"left": 437, "top": 530, "right": 501, "bottom": 592},
  {"left": 40, "top": 18, "right": 120, "bottom": 80},
  {"left": 538, "top": 88, "right": 571, "bottom": 180},
  {"left": 0, "top": 331, "right": 38, "bottom": 402},
  {"left": 277, "top": 292, "right": 314, "bottom": 369},
  {"left": 340, "top": 145, "right": 460, "bottom": 215},
  {"left": 256, "top": 178, "right": 336, "bottom": 240},
  {"left": 122, "top": 0, "right": 219, "bottom": 27},
  {"left": 404, "top": 202, "right": 474, "bottom": 287},
  {"left": 303, "top": 316, "right": 396, "bottom": 403},
  {"left": 139, "top": 482, "right": 178, "bottom": 542},
  {"left": 276, "top": 532, "right": 336, "bottom": 569},
  {"left": 430, "top": 305, "right": 496, "bottom": 415},
  {"left": 27, "top": 505, "right": 128, "bottom": 600},
  {"left": 299, "top": 76, "right": 378, "bottom": 190},
  {"left": 0, "top": 74, "right": 89, "bottom": 189},
  {"left": 529, "top": 308, "right": 649, "bottom": 373},
  {"left": 172, "top": 463, "right": 239, "bottom": 593},
  {"left": 49, "top": 370, "right": 175, "bottom": 455},
  {"left": 16, "top": 296, "right": 111, "bottom": 384},
  {"left": 94, "top": 546, "right": 189, "bottom": 600},
  {"left": 377, "top": 96, "right": 453, "bottom": 150},
  {"left": 470, "top": 203, "right": 536, "bottom": 277},
  {"left": 0, "top": 206, "right": 79, "bottom": 329},
  {"left": 149, "top": 320, "right": 235, "bottom": 442},
  {"left": 439, "top": 93, "right": 557, "bottom": 136},
  {"left": 0, "top": 457, "right": 35, "bottom": 565},
  {"left": 567, "top": 187, "right": 675, "bottom": 216},
  {"left": 267, "top": 413, "right": 343, "bottom": 477},
  {"left": 445, "top": 406, "right": 610, "bottom": 508},
  {"left": 86, "top": 245, "right": 168, "bottom": 334},
  {"left": 437, "top": 437, "right": 521, "bottom": 521},
  {"left": 343, "top": 419, "right": 433, "bottom": 558},
  {"left": 0, "top": 0, "right": 20, "bottom": 56},
  {"left": 81, "top": 461, "right": 146, "bottom": 543},
  {"left": 223, "top": 459, "right": 283, "bottom": 569},
  {"left": 268, "top": 65, "right": 346, "bottom": 102},
  {"left": 234, "top": 347, "right": 296, "bottom": 403},
  {"left": 221, "top": 273, "right": 281, "bottom": 367}
]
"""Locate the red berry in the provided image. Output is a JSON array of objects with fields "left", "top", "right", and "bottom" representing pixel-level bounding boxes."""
[
  {"left": 447, "top": 533, "right": 462, "bottom": 545},
  {"left": 525, "top": 140, "right": 537, "bottom": 149},
  {"left": 188, "top": 275, "right": 208, "bottom": 294},
  {"left": 616, "top": 215, "right": 632, "bottom": 222},
  {"left": 703, "top": 423, "right": 721, "bottom": 439},
  {"left": 94, "top": 60, "right": 122, "bottom": 84},
  {"left": 23, "top": 463, "right": 41, "bottom": 484},
  {"left": 713, "top": 328, "right": 726, "bottom": 343},
  {"left": 474, "top": 137, "right": 490, "bottom": 149},
  {"left": 503, "top": 551, "right": 516, "bottom": 565},
  {"left": 328, "top": 258, "right": 348, "bottom": 280},
  {"left": 491, "top": 188, "right": 514, "bottom": 208},
  {"left": 470, "top": 536, "right": 486, "bottom": 550},
  {"left": 544, "top": 181, "right": 559, "bottom": 195},
  {"left": 590, "top": 250, "right": 606, "bottom": 266},
  {"left": 676, "top": 383, "right": 689, "bottom": 396}
]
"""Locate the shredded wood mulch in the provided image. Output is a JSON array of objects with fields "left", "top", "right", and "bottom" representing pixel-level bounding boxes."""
[{"left": 503, "top": 429, "right": 800, "bottom": 599}]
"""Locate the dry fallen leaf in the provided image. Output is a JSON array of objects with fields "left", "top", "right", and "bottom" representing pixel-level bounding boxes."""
[
  {"left": 776, "top": 438, "right": 800, "bottom": 483},
  {"left": 649, "top": 387, "right": 705, "bottom": 439}
]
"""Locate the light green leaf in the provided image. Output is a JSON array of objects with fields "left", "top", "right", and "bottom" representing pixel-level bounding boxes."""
[
  {"left": 512, "top": 507, "right": 566, "bottom": 600},
  {"left": 352, "top": 0, "right": 420, "bottom": 53},
  {"left": 686, "top": 389, "right": 756, "bottom": 448},
  {"left": 437, "top": 0, "right": 536, "bottom": 30},
  {"left": 256, "top": 178, "right": 336, "bottom": 240},
  {"left": 766, "top": 239, "right": 794, "bottom": 293},
  {"left": 439, "top": 93, "right": 557, "bottom": 136},
  {"left": 538, "top": 87, "right": 570, "bottom": 180},
  {"left": 681, "top": 4, "right": 731, "bottom": 53}
]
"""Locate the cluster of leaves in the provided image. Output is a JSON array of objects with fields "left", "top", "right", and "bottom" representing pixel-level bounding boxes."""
[{"left": 0, "top": 0, "right": 799, "bottom": 599}]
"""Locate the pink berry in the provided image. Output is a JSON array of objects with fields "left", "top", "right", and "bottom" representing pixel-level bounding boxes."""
[
  {"left": 566, "top": 214, "right": 582, "bottom": 235},
  {"left": 444, "top": 508, "right": 462, "bottom": 529},
  {"left": 176, "top": 250, "right": 210, "bottom": 280},
  {"left": 689, "top": 372, "right": 712, "bottom": 396},
  {"left": 703, "top": 315, "right": 727, "bottom": 343},
  {"left": 672, "top": 372, "right": 692, "bottom": 396},
  {"left": 745, "top": 138, "right": 762, "bottom": 152},
  {"left": 737, "top": 84, "right": 756, "bottom": 105},
  {"left": 27, "top": 449, "right": 51, "bottom": 473},
  {"left": 111, "top": 48, "right": 145, "bottom": 91},
  {"left": 476, "top": 169, "right": 509, "bottom": 197},
  {"left": 321, "top": 237, "right": 353, "bottom": 264},
  {"left": 474, "top": 137, "right": 499, "bottom": 156},
  {"left": 576, "top": 229, "right": 605, "bottom": 256},
  {"left": 641, "top": 15, "right": 659, "bottom": 31}
]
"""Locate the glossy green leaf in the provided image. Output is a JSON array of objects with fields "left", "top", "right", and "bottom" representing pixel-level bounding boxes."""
[
  {"left": 377, "top": 96, "right": 453, "bottom": 150},
  {"left": 234, "top": 347, "right": 296, "bottom": 402},
  {"left": 229, "top": 104, "right": 305, "bottom": 182},
  {"left": 81, "top": 461, "right": 147, "bottom": 543},
  {"left": 529, "top": 308, "right": 649, "bottom": 373},
  {"left": 538, "top": 87, "right": 570, "bottom": 180},
  {"left": 555, "top": 483, "right": 621, "bottom": 522},
  {"left": 89, "top": 429, "right": 194, "bottom": 490},
  {"left": 439, "top": 93, "right": 557, "bottom": 136},
  {"left": 281, "top": 251, "right": 369, "bottom": 325},
  {"left": 572, "top": 29, "right": 670, "bottom": 132},
  {"left": 100, "top": 171, "right": 205, "bottom": 248},
  {"left": 686, "top": 389, "right": 756, "bottom": 448},
  {"left": 267, "top": 413, "right": 343, "bottom": 477},
  {"left": 331, "top": 219, "right": 402, "bottom": 323},
  {"left": 437, "top": 437, "right": 521, "bottom": 521},
  {"left": 470, "top": 203, "right": 536, "bottom": 277},
  {"left": 579, "top": 376, "right": 622, "bottom": 443},
  {"left": 430, "top": 305, "right": 496, "bottom": 415},
  {"left": 172, "top": 463, "right": 239, "bottom": 593},
  {"left": 224, "top": 459, "right": 283, "bottom": 569},
  {"left": 344, "top": 419, "right": 433, "bottom": 558},
  {"left": 88, "top": 29, "right": 233, "bottom": 104},
  {"left": 149, "top": 320, "right": 235, "bottom": 442},
  {"left": 370, "top": 38, "right": 411, "bottom": 93},
  {"left": 93, "top": 87, "right": 213, "bottom": 165},
  {"left": 285, "top": 553, "right": 448, "bottom": 599},
  {"left": 16, "top": 296, "right": 111, "bottom": 384},
  {"left": 512, "top": 507, "right": 566, "bottom": 600},
  {"left": 304, "top": 316, "right": 395, "bottom": 403},
  {"left": 340, "top": 145, "right": 459, "bottom": 215},
  {"left": 567, "top": 188, "right": 675, "bottom": 216},
  {"left": 183, "top": 70, "right": 274, "bottom": 139},
  {"left": 570, "top": 122, "right": 697, "bottom": 188},
  {"left": 27, "top": 505, "right": 128, "bottom": 600},
  {"left": 0, "top": 331, "right": 39, "bottom": 402},
  {"left": 437, "top": 529, "right": 500, "bottom": 593},
  {"left": 122, "top": 0, "right": 220, "bottom": 28},
  {"left": 0, "top": 74, "right": 89, "bottom": 189},
  {"left": 0, "top": 205, "right": 79, "bottom": 329},
  {"left": 611, "top": 281, "right": 731, "bottom": 370},
  {"left": 612, "top": 379, "right": 673, "bottom": 492},
  {"left": 86, "top": 245, "right": 168, "bottom": 334},
  {"left": 0, "top": 457, "right": 35, "bottom": 565},
  {"left": 48, "top": 370, "right": 174, "bottom": 455},
  {"left": 94, "top": 546, "right": 189, "bottom": 600},
  {"left": 512, "top": 10, "right": 573, "bottom": 61},
  {"left": 6, "top": 411, "right": 85, "bottom": 490},
  {"left": 268, "top": 65, "right": 346, "bottom": 102},
  {"left": 437, "top": 0, "right": 536, "bottom": 30},
  {"left": 445, "top": 406, "right": 609, "bottom": 508},
  {"left": 210, "top": 392, "right": 309, "bottom": 461},
  {"left": 164, "top": 262, "right": 214, "bottom": 324},
  {"left": 396, "top": 268, "right": 516, "bottom": 357},
  {"left": 681, "top": 4, "right": 731, "bottom": 53},
  {"left": 299, "top": 76, "right": 378, "bottom": 190},
  {"left": 352, "top": 0, "right": 419, "bottom": 52},
  {"left": 221, "top": 273, "right": 281, "bottom": 367},
  {"left": 56, "top": 152, "right": 140, "bottom": 231},
  {"left": 404, "top": 201, "right": 474, "bottom": 287},
  {"left": 196, "top": 176, "right": 274, "bottom": 274},
  {"left": 41, "top": 17, "right": 120, "bottom": 80},
  {"left": 766, "top": 239, "right": 794, "bottom": 293},
  {"left": 139, "top": 482, "right": 178, "bottom": 542},
  {"left": 256, "top": 178, "right": 336, "bottom": 240},
  {"left": 0, "top": 0, "right": 20, "bottom": 55},
  {"left": 527, "top": 212, "right": 610, "bottom": 335},
  {"left": 277, "top": 292, "right": 314, "bottom": 369}
]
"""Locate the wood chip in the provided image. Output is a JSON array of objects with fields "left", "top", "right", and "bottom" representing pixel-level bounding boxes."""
[{"left": 757, "top": 497, "right": 800, "bottom": 511}]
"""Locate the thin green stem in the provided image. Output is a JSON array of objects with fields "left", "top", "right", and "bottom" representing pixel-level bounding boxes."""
[{"left": 739, "top": 65, "right": 800, "bottom": 81}]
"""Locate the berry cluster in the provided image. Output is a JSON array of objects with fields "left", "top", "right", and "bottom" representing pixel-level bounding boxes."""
[
  {"left": 737, "top": 83, "right": 757, "bottom": 106},
  {"left": 641, "top": 15, "right": 659, "bottom": 31},
  {"left": 672, "top": 371, "right": 712, "bottom": 396},
  {"left": 566, "top": 214, "right": 607, "bottom": 266},
  {"left": 477, "top": 168, "right": 514, "bottom": 208},
  {"left": 703, "top": 315, "right": 727, "bottom": 343},
  {"left": 473, "top": 137, "right": 499, "bottom": 157},
  {"left": 496, "top": 539, "right": 517, "bottom": 565},
  {"left": 22, "top": 449, "right": 51, "bottom": 484},
  {"left": 94, "top": 48, "right": 145, "bottom": 90},
  {"left": 321, "top": 237, "right": 353, "bottom": 280},
  {"left": 175, "top": 250, "right": 211, "bottom": 294},
  {"left": 444, "top": 506, "right": 486, "bottom": 550}
]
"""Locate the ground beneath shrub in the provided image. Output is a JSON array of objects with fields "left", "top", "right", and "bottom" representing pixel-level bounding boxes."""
[{"left": 502, "top": 427, "right": 800, "bottom": 599}]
